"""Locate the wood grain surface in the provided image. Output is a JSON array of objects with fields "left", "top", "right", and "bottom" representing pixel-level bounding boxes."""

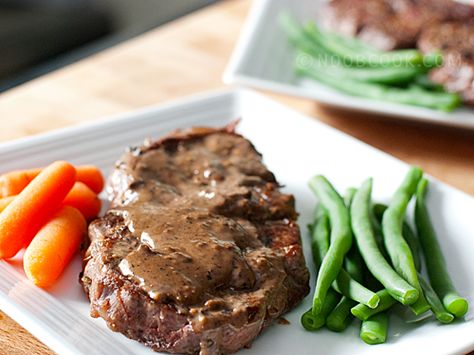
[{"left": 0, "top": 0, "right": 473, "bottom": 353}]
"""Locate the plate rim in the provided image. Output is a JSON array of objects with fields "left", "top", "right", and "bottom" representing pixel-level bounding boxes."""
[{"left": 0, "top": 88, "right": 238, "bottom": 155}]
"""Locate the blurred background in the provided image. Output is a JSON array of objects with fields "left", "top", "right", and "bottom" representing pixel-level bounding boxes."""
[{"left": 0, "top": 0, "right": 218, "bottom": 92}]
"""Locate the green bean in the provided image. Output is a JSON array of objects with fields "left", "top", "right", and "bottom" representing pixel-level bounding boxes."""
[
  {"left": 422, "top": 51, "right": 443, "bottom": 69},
  {"left": 352, "top": 289, "right": 397, "bottom": 321},
  {"left": 382, "top": 167, "right": 430, "bottom": 315},
  {"left": 280, "top": 14, "right": 331, "bottom": 60},
  {"left": 311, "top": 209, "right": 376, "bottom": 307},
  {"left": 375, "top": 201, "right": 423, "bottom": 272},
  {"left": 365, "top": 273, "right": 384, "bottom": 294},
  {"left": 305, "top": 213, "right": 342, "bottom": 328},
  {"left": 300, "top": 288, "right": 341, "bottom": 330},
  {"left": 298, "top": 50, "right": 422, "bottom": 85},
  {"left": 303, "top": 22, "right": 423, "bottom": 67},
  {"left": 313, "top": 201, "right": 327, "bottom": 221},
  {"left": 351, "top": 178, "right": 419, "bottom": 305},
  {"left": 309, "top": 175, "right": 353, "bottom": 314},
  {"left": 402, "top": 222, "right": 422, "bottom": 272},
  {"left": 408, "top": 84, "right": 461, "bottom": 111},
  {"left": 414, "top": 74, "right": 445, "bottom": 92},
  {"left": 344, "top": 187, "right": 357, "bottom": 208},
  {"left": 333, "top": 269, "right": 380, "bottom": 309},
  {"left": 326, "top": 188, "right": 362, "bottom": 333},
  {"left": 313, "top": 200, "right": 379, "bottom": 309},
  {"left": 373, "top": 203, "right": 388, "bottom": 221},
  {"left": 295, "top": 60, "right": 461, "bottom": 112},
  {"left": 279, "top": 13, "right": 310, "bottom": 48},
  {"left": 301, "top": 309, "right": 319, "bottom": 331},
  {"left": 360, "top": 313, "right": 389, "bottom": 345},
  {"left": 345, "top": 247, "right": 364, "bottom": 283},
  {"left": 311, "top": 213, "right": 330, "bottom": 268},
  {"left": 415, "top": 178, "right": 468, "bottom": 317},
  {"left": 370, "top": 204, "right": 389, "bottom": 259},
  {"left": 343, "top": 187, "right": 365, "bottom": 283},
  {"left": 373, "top": 203, "right": 420, "bottom": 267},
  {"left": 370, "top": 204, "right": 382, "bottom": 236},
  {"left": 418, "top": 275, "right": 454, "bottom": 324},
  {"left": 327, "top": 296, "right": 356, "bottom": 332},
  {"left": 323, "top": 32, "right": 378, "bottom": 56}
]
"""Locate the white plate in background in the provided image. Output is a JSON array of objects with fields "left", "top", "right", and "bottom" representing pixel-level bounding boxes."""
[
  {"left": 0, "top": 89, "right": 473, "bottom": 355},
  {"left": 223, "top": 0, "right": 474, "bottom": 129}
]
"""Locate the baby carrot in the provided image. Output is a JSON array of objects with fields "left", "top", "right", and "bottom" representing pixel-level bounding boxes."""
[
  {"left": 0, "top": 196, "right": 15, "bottom": 213},
  {"left": 0, "top": 169, "right": 40, "bottom": 197},
  {"left": 23, "top": 206, "right": 86, "bottom": 288},
  {"left": 75, "top": 165, "right": 104, "bottom": 194},
  {"left": 63, "top": 182, "right": 101, "bottom": 220},
  {"left": 0, "top": 161, "right": 76, "bottom": 259},
  {"left": 0, "top": 165, "right": 104, "bottom": 197},
  {"left": 0, "top": 182, "right": 101, "bottom": 221}
]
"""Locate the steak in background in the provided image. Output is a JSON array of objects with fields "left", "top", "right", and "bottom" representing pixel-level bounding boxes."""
[
  {"left": 418, "top": 21, "right": 474, "bottom": 106},
  {"left": 81, "top": 125, "right": 310, "bottom": 354},
  {"left": 322, "top": 0, "right": 474, "bottom": 50}
]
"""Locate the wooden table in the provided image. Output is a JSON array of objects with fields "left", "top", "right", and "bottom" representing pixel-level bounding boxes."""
[{"left": 1, "top": 0, "right": 473, "bottom": 353}]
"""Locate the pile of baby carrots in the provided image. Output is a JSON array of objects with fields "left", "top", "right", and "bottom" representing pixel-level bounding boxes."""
[{"left": 0, "top": 161, "right": 104, "bottom": 288}]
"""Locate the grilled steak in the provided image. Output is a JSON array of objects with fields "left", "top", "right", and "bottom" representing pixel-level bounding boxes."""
[
  {"left": 81, "top": 125, "right": 310, "bottom": 354},
  {"left": 322, "top": 0, "right": 474, "bottom": 50},
  {"left": 418, "top": 21, "right": 474, "bottom": 106}
]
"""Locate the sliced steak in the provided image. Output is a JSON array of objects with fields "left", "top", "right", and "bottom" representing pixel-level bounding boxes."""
[
  {"left": 81, "top": 125, "right": 310, "bottom": 354},
  {"left": 322, "top": 0, "right": 474, "bottom": 50},
  {"left": 418, "top": 21, "right": 474, "bottom": 106}
]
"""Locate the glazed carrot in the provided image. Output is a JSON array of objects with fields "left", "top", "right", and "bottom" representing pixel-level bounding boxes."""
[
  {"left": 0, "top": 165, "right": 104, "bottom": 197},
  {"left": 0, "top": 161, "right": 76, "bottom": 259},
  {"left": 23, "top": 206, "right": 86, "bottom": 288},
  {"left": 0, "top": 196, "right": 14, "bottom": 213},
  {"left": 63, "top": 182, "right": 101, "bottom": 220}
]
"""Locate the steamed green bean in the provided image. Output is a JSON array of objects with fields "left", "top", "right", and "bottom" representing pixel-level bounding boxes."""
[
  {"left": 295, "top": 61, "right": 461, "bottom": 112},
  {"left": 360, "top": 313, "right": 389, "bottom": 345},
  {"left": 415, "top": 178, "right": 468, "bottom": 317},
  {"left": 351, "top": 178, "right": 419, "bottom": 305},
  {"left": 352, "top": 289, "right": 397, "bottom": 321},
  {"left": 301, "top": 288, "right": 341, "bottom": 330},
  {"left": 327, "top": 297, "right": 356, "bottom": 332},
  {"left": 309, "top": 175, "right": 353, "bottom": 314},
  {"left": 303, "top": 22, "right": 423, "bottom": 67},
  {"left": 419, "top": 275, "right": 454, "bottom": 324},
  {"left": 382, "top": 167, "right": 430, "bottom": 315}
]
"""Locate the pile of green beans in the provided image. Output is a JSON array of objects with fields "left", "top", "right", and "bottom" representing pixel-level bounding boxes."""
[
  {"left": 280, "top": 14, "right": 461, "bottom": 112},
  {"left": 302, "top": 167, "right": 468, "bottom": 345}
]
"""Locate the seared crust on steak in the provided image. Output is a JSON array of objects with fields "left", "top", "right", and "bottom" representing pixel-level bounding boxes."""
[
  {"left": 418, "top": 21, "right": 474, "bottom": 106},
  {"left": 81, "top": 125, "right": 310, "bottom": 354},
  {"left": 322, "top": 0, "right": 474, "bottom": 50}
]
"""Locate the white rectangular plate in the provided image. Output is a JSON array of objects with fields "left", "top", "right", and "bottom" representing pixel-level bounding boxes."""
[
  {"left": 223, "top": 0, "right": 474, "bottom": 129},
  {"left": 0, "top": 89, "right": 473, "bottom": 355}
]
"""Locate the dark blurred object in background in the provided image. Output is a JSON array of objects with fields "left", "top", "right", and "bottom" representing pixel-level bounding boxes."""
[
  {"left": 0, "top": 0, "right": 216, "bottom": 92},
  {"left": 0, "top": 0, "right": 111, "bottom": 86}
]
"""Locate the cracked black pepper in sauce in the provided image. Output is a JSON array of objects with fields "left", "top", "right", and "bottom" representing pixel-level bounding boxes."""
[{"left": 118, "top": 208, "right": 256, "bottom": 304}]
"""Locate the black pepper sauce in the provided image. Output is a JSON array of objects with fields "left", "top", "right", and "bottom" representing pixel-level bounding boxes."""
[{"left": 119, "top": 208, "right": 255, "bottom": 305}]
